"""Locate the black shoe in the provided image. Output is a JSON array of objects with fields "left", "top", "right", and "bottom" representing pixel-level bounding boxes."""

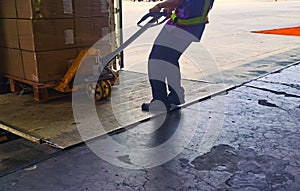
[
  {"left": 141, "top": 102, "right": 151, "bottom": 112},
  {"left": 168, "top": 88, "right": 185, "bottom": 105},
  {"left": 168, "top": 97, "right": 185, "bottom": 106},
  {"left": 141, "top": 100, "right": 170, "bottom": 113},
  {"left": 141, "top": 102, "right": 180, "bottom": 113}
]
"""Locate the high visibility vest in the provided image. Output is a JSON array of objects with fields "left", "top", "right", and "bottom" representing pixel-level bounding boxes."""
[{"left": 171, "top": 0, "right": 211, "bottom": 26}]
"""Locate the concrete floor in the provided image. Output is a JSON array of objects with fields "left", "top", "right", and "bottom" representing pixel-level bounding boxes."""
[
  {"left": 0, "top": 62, "right": 299, "bottom": 191},
  {"left": 0, "top": 138, "right": 58, "bottom": 176}
]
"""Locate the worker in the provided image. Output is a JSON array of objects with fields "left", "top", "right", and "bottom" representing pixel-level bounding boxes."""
[{"left": 141, "top": 0, "right": 214, "bottom": 112}]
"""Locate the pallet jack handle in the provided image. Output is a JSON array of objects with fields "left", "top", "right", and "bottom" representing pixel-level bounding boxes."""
[
  {"left": 54, "top": 12, "right": 169, "bottom": 93},
  {"left": 137, "top": 12, "right": 169, "bottom": 27},
  {"left": 97, "top": 12, "right": 169, "bottom": 71}
]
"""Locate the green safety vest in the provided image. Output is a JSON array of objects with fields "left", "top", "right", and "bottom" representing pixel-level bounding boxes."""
[{"left": 171, "top": 0, "right": 211, "bottom": 26}]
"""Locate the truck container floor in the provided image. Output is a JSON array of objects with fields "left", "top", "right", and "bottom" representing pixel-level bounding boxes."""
[{"left": 0, "top": 70, "right": 226, "bottom": 149}]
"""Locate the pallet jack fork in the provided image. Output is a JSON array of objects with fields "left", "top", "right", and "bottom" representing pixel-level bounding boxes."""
[{"left": 54, "top": 12, "right": 168, "bottom": 102}]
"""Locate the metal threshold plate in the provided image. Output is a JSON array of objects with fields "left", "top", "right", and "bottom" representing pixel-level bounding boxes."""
[{"left": 0, "top": 71, "right": 227, "bottom": 149}]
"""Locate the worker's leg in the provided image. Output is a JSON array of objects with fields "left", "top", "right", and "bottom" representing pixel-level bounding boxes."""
[
  {"left": 145, "top": 27, "right": 192, "bottom": 111},
  {"left": 147, "top": 44, "right": 170, "bottom": 109},
  {"left": 166, "top": 39, "right": 191, "bottom": 105}
]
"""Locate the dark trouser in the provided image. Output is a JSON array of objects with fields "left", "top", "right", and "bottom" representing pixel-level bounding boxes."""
[{"left": 148, "top": 26, "right": 192, "bottom": 107}]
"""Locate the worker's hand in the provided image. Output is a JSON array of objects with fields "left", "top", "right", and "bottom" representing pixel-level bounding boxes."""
[
  {"left": 163, "top": 8, "right": 173, "bottom": 16},
  {"left": 149, "top": 4, "right": 161, "bottom": 13}
]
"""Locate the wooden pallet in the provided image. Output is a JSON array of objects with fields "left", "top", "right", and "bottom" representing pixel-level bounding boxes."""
[{"left": 5, "top": 75, "right": 58, "bottom": 102}]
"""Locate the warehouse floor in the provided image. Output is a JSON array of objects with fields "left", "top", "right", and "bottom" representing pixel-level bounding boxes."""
[{"left": 0, "top": 138, "right": 58, "bottom": 175}]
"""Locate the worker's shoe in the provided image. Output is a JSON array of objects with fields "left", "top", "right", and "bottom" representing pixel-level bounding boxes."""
[
  {"left": 168, "top": 96, "right": 185, "bottom": 106},
  {"left": 141, "top": 100, "right": 171, "bottom": 113},
  {"left": 168, "top": 88, "right": 185, "bottom": 105},
  {"left": 142, "top": 100, "right": 179, "bottom": 113}
]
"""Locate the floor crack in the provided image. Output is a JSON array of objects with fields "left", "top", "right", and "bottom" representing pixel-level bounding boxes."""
[
  {"left": 257, "top": 79, "right": 300, "bottom": 90},
  {"left": 244, "top": 85, "right": 300, "bottom": 98}
]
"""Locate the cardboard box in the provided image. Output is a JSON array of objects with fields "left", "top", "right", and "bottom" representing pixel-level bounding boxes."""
[
  {"left": 0, "top": 0, "right": 17, "bottom": 18},
  {"left": 0, "top": 47, "right": 24, "bottom": 78},
  {"left": 0, "top": 19, "right": 20, "bottom": 49},
  {"left": 18, "top": 19, "right": 76, "bottom": 51},
  {"left": 74, "top": 0, "right": 109, "bottom": 17},
  {"left": 22, "top": 49, "right": 78, "bottom": 82},
  {"left": 75, "top": 17, "right": 110, "bottom": 47},
  {"left": 16, "top": 0, "right": 74, "bottom": 19}
]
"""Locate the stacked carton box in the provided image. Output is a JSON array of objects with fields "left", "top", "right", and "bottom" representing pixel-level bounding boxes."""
[
  {"left": 0, "top": 0, "right": 18, "bottom": 79},
  {"left": 0, "top": 0, "right": 17, "bottom": 18},
  {"left": 0, "top": 0, "right": 112, "bottom": 83}
]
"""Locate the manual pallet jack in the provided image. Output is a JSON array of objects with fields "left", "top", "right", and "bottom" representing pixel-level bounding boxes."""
[
  {"left": 54, "top": 49, "right": 118, "bottom": 102},
  {"left": 54, "top": 12, "right": 168, "bottom": 102}
]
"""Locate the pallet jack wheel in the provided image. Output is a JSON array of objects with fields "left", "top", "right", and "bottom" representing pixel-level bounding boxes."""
[
  {"left": 100, "top": 80, "right": 112, "bottom": 99},
  {"left": 86, "top": 82, "right": 103, "bottom": 102}
]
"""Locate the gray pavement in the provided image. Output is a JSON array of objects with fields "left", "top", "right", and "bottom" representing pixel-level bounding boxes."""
[{"left": 0, "top": 62, "right": 299, "bottom": 190}]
